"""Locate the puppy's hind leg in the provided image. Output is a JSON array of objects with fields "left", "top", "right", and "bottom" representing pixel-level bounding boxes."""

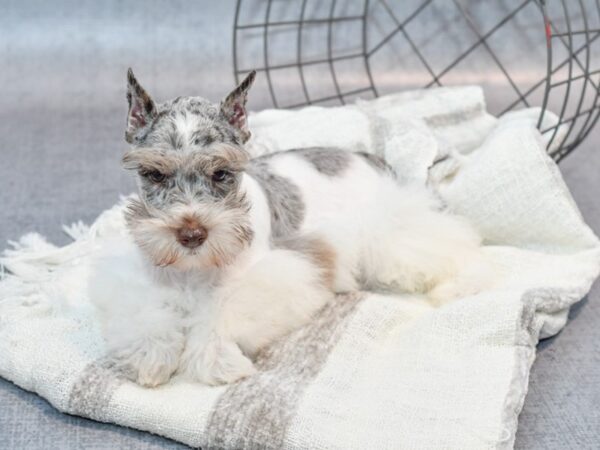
[
  {"left": 219, "top": 239, "right": 336, "bottom": 358},
  {"left": 181, "top": 239, "right": 335, "bottom": 385}
]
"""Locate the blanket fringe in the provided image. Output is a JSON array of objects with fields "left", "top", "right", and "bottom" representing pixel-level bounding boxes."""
[
  {"left": 0, "top": 230, "right": 90, "bottom": 319},
  {"left": 1, "top": 232, "right": 90, "bottom": 280},
  {"left": 0, "top": 196, "right": 130, "bottom": 282}
]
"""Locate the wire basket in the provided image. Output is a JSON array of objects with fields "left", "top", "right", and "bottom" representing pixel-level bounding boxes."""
[{"left": 233, "top": 0, "right": 600, "bottom": 161}]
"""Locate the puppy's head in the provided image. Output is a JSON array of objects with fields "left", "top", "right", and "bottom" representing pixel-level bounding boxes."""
[{"left": 122, "top": 69, "right": 256, "bottom": 270}]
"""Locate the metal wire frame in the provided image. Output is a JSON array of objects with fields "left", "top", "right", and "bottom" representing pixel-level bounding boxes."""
[{"left": 233, "top": 0, "right": 600, "bottom": 162}]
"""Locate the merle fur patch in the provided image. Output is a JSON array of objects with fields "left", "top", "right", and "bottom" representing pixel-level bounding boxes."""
[
  {"left": 291, "top": 147, "right": 352, "bottom": 176},
  {"left": 135, "top": 97, "right": 242, "bottom": 151},
  {"left": 357, "top": 151, "right": 394, "bottom": 175},
  {"left": 247, "top": 160, "right": 305, "bottom": 238}
]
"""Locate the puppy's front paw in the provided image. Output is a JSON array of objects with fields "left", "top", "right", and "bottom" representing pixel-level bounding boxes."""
[
  {"left": 107, "top": 338, "right": 183, "bottom": 388},
  {"left": 180, "top": 335, "right": 257, "bottom": 386}
]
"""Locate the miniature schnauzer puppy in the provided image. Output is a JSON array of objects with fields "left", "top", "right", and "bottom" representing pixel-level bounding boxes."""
[{"left": 89, "top": 69, "right": 488, "bottom": 387}]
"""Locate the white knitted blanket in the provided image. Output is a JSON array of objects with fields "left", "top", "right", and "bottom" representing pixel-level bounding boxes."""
[{"left": 1, "top": 87, "right": 599, "bottom": 449}]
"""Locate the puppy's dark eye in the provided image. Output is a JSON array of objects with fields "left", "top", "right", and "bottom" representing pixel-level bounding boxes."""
[
  {"left": 212, "top": 169, "right": 231, "bottom": 183},
  {"left": 194, "top": 135, "right": 215, "bottom": 146},
  {"left": 143, "top": 170, "right": 167, "bottom": 183}
]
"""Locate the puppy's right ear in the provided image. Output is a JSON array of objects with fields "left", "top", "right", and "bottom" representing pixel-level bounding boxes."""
[{"left": 125, "top": 68, "right": 158, "bottom": 144}]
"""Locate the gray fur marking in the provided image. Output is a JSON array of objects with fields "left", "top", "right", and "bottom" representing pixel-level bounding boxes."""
[
  {"left": 247, "top": 159, "right": 305, "bottom": 238},
  {"left": 291, "top": 147, "right": 352, "bottom": 176},
  {"left": 356, "top": 151, "right": 394, "bottom": 175}
]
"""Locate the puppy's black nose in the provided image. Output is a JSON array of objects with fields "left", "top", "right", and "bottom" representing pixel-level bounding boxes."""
[{"left": 176, "top": 225, "right": 207, "bottom": 249}]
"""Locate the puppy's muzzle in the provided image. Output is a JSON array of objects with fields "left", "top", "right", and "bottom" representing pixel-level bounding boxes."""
[{"left": 176, "top": 225, "right": 208, "bottom": 249}]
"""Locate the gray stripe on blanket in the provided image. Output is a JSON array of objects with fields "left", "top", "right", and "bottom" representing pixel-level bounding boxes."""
[
  {"left": 203, "top": 291, "right": 364, "bottom": 450},
  {"left": 67, "top": 359, "right": 125, "bottom": 421},
  {"left": 425, "top": 103, "right": 484, "bottom": 127}
]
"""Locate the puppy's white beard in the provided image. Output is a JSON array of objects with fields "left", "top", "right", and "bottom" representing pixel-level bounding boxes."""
[
  {"left": 132, "top": 226, "right": 244, "bottom": 271},
  {"left": 129, "top": 203, "right": 253, "bottom": 271},
  {"left": 129, "top": 219, "right": 181, "bottom": 267}
]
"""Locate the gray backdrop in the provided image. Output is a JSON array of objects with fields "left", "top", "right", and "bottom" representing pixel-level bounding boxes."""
[{"left": 1, "top": 1, "right": 599, "bottom": 448}]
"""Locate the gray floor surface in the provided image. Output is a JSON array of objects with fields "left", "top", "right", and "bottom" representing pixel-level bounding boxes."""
[{"left": 1, "top": 1, "right": 599, "bottom": 448}]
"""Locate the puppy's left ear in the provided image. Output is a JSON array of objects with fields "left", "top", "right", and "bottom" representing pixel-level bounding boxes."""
[{"left": 220, "top": 70, "right": 256, "bottom": 143}]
